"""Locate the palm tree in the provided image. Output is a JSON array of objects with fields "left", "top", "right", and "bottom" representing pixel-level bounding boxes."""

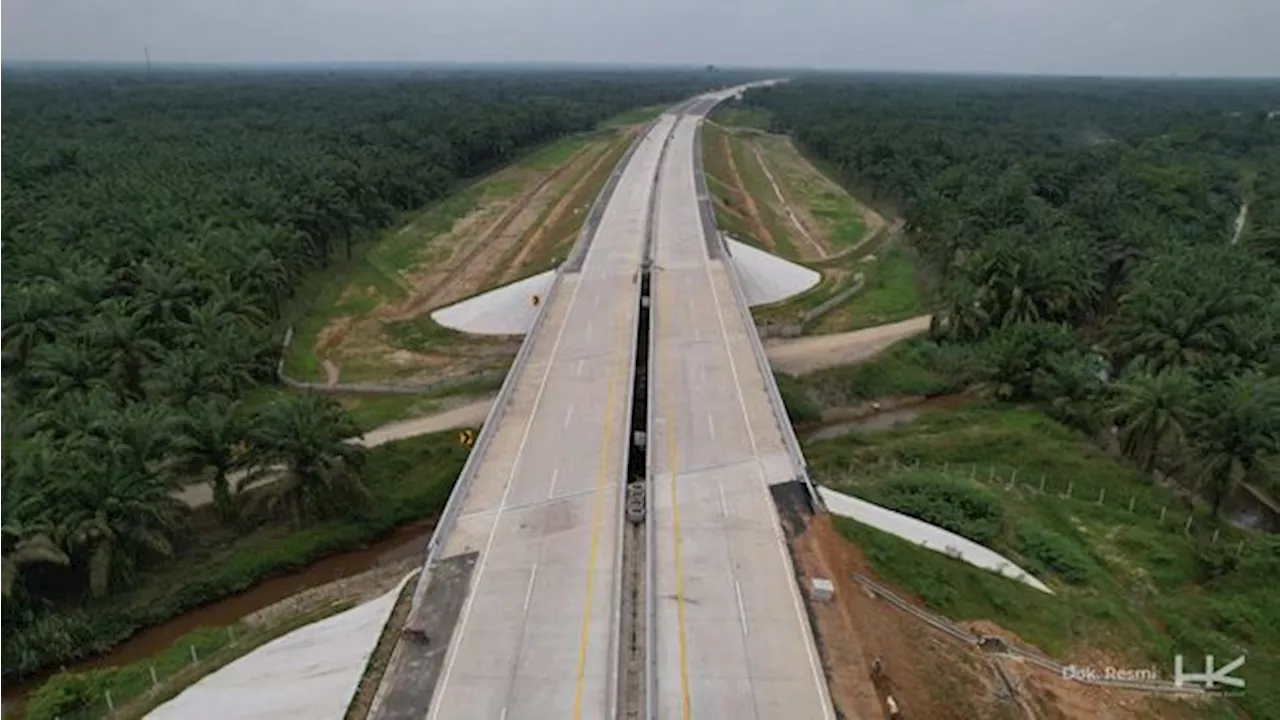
[
  {"left": 57, "top": 468, "right": 186, "bottom": 597},
  {"left": 1, "top": 436, "right": 73, "bottom": 598},
  {"left": 89, "top": 298, "right": 163, "bottom": 400},
  {"left": 246, "top": 395, "right": 367, "bottom": 525},
  {"left": 1108, "top": 369, "right": 1196, "bottom": 474},
  {"left": 175, "top": 397, "right": 249, "bottom": 523},
  {"left": 1188, "top": 374, "right": 1280, "bottom": 517}
]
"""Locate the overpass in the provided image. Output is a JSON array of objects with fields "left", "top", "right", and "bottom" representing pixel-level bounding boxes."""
[{"left": 371, "top": 85, "right": 835, "bottom": 720}]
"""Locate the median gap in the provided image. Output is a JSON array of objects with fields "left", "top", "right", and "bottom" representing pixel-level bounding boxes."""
[{"left": 617, "top": 265, "right": 652, "bottom": 720}]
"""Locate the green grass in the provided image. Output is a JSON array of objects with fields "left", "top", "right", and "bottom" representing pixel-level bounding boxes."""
[
  {"left": 810, "top": 405, "right": 1276, "bottom": 718},
  {"left": 383, "top": 315, "right": 473, "bottom": 355},
  {"left": 335, "top": 394, "right": 443, "bottom": 432},
  {"left": 809, "top": 244, "right": 925, "bottom": 334},
  {"left": 808, "top": 188, "right": 866, "bottom": 250},
  {"left": 712, "top": 106, "right": 773, "bottom": 130},
  {"left": 791, "top": 337, "right": 976, "bottom": 405},
  {"left": 25, "top": 604, "right": 353, "bottom": 720},
  {"left": 7, "top": 432, "right": 468, "bottom": 689},
  {"left": 598, "top": 104, "right": 668, "bottom": 128},
  {"left": 728, "top": 134, "right": 797, "bottom": 258}
]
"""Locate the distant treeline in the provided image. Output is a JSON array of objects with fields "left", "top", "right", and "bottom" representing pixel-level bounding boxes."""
[
  {"left": 0, "top": 68, "right": 749, "bottom": 683},
  {"left": 741, "top": 74, "right": 1280, "bottom": 512}
]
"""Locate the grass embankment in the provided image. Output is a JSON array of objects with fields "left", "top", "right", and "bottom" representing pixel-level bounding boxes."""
[
  {"left": 10, "top": 432, "right": 467, "bottom": 694},
  {"left": 776, "top": 336, "right": 970, "bottom": 414},
  {"left": 807, "top": 245, "right": 926, "bottom": 334},
  {"left": 280, "top": 127, "right": 623, "bottom": 384},
  {"left": 806, "top": 406, "right": 1278, "bottom": 719},
  {"left": 25, "top": 603, "right": 355, "bottom": 720},
  {"left": 701, "top": 115, "right": 925, "bottom": 334}
]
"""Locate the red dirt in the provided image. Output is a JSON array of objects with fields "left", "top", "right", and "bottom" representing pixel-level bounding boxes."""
[{"left": 717, "top": 131, "right": 774, "bottom": 250}]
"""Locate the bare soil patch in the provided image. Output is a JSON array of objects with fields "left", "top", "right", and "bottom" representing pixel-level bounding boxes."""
[
  {"left": 314, "top": 134, "right": 616, "bottom": 384},
  {"left": 749, "top": 141, "right": 828, "bottom": 260},
  {"left": 715, "top": 129, "right": 774, "bottom": 250}
]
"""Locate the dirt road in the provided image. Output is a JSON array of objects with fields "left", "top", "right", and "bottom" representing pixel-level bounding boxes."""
[
  {"left": 176, "top": 395, "right": 495, "bottom": 509},
  {"left": 764, "top": 315, "right": 931, "bottom": 375}
]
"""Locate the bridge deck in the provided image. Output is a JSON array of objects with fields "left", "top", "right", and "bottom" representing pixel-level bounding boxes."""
[
  {"left": 648, "top": 113, "right": 833, "bottom": 720},
  {"left": 391, "top": 115, "right": 677, "bottom": 720}
]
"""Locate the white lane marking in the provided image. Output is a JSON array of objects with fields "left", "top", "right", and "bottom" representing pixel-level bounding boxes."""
[
  {"left": 564, "top": 406, "right": 574, "bottom": 429},
  {"left": 699, "top": 364, "right": 707, "bottom": 383},
  {"left": 575, "top": 359, "right": 585, "bottom": 377},
  {"left": 427, "top": 235, "right": 592, "bottom": 720},
  {"left": 702, "top": 248, "right": 835, "bottom": 719},
  {"left": 706, "top": 413, "right": 716, "bottom": 439},
  {"left": 719, "top": 481, "right": 729, "bottom": 518},
  {"left": 524, "top": 563, "right": 539, "bottom": 611},
  {"left": 548, "top": 468, "right": 560, "bottom": 500},
  {"left": 735, "top": 579, "right": 749, "bottom": 638},
  {"left": 500, "top": 708, "right": 508, "bottom": 720}
]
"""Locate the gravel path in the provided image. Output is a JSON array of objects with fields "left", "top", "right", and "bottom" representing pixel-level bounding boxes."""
[{"left": 764, "top": 315, "right": 931, "bottom": 375}]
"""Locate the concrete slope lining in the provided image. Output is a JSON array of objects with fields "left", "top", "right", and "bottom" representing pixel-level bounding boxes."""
[
  {"left": 430, "top": 270, "right": 556, "bottom": 335},
  {"left": 819, "top": 486, "right": 1053, "bottom": 594}
]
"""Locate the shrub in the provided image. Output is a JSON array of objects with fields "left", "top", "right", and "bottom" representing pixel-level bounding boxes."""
[
  {"left": 1016, "top": 523, "right": 1093, "bottom": 584},
  {"left": 875, "top": 471, "right": 1006, "bottom": 545}
]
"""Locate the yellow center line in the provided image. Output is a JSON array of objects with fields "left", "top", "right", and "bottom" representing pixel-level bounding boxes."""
[
  {"left": 655, "top": 272, "right": 693, "bottom": 719},
  {"left": 570, "top": 277, "right": 633, "bottom": 719}
]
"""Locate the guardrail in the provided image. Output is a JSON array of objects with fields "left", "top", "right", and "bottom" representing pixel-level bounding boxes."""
[
  {"left": 643, "top": 118, "right": 680, "bottom": 720},
  {"left": 565, "top": 118, "right": 662, "bottom": 273},
  {"left": 690, "top": 110, "right": 822, "bottom": 511},
  {"left": 402, "top": 264, "right": 566, "bottom": 627}
]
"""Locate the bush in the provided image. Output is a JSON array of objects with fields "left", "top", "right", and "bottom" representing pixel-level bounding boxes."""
[
  {"left": 775, "top": 372, "right": 822, "bottom": 424},
  {"left": 1016, "top": 523, "right": 1093, "bottom": 584},
  {"left": 874, "top": 471, "right": 1006, "bottom": 545}
]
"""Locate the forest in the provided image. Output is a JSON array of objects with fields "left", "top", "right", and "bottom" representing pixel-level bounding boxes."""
[
  {"left": 0, "top": 67, "right": 746, "bottom": 684},
  {"left": 743, "top": 75, "right": 1280, "bottom": 513}
]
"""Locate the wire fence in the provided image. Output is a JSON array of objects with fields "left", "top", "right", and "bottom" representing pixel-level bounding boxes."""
[
  {"left": 37, "top": 603, "right": 350, "bottom": 720},
  {"left": 861, "top": 457, "right": 1248, "bottom": 554}
]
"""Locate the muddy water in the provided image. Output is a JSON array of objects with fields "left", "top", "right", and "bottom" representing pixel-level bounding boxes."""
[
  {"left": 803, "top": 394, "right": 970, "bottom": 441},
  {"left": 3, "top": 520, "right": 434, "bottom": 710}
]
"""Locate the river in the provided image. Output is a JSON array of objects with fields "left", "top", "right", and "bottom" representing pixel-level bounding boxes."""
[{"left": 2, "top": 520, "right": 434, "bottom": 714}]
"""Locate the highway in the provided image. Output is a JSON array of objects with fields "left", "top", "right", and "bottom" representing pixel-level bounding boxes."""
[
  {"left": 376, "top": 114, "right": 677, "bottom": 720},
  {"left": 647, "top": 108, "right": 835, "bottom": 718},
  {"left": 374, "top": 84, "right": 835, "bottom": 720}
]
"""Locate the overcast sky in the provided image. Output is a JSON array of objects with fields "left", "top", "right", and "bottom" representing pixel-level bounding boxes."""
[{"left": 3, "top": 0, "right": 1278, "bottom": 77}]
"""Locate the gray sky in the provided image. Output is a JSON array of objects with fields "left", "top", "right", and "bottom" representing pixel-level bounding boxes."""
[{"left": 4, "top": 0, "right": 1279, "bottom": 76}]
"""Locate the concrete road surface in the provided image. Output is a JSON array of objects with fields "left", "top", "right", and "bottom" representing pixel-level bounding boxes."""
[
  {"left": 648, "top": 112, "right": 834, "bottom": 719},
  {"left": 393, "top": 114, "right": 679, "bottom": 720}
]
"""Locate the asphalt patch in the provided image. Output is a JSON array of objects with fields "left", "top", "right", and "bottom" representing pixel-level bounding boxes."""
[{"left": 371, "top": 551, "right": 478, "bottom": 720}]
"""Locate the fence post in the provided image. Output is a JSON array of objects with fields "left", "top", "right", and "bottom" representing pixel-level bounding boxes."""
[
  {"left": 190, "top": 645, "right": 199, "bottom": 665},
  {"left": 943, "top": 461, "right": 949, "bottom": 474},
  {"left": 988, "top": 467, "right": 994, "bottom": 482},
  {"left": 150, "top": 665, "right": 159, "bottom": 688},
  {"left": 228, "top": 626, "right": 236, "bottom": 644},
  {"left": 1065, "top": 481, "right": 1073, "bottom": 499},
  {"left": 1211, "top": 529, "right": 1220, "bottom": 545},
  {"left": 1184, "top": 515, "right": 1193, "bottom": 536},
  {"left": 1237, "top": 540, "right": 1245, "bottom": 556},
  {"left": 105, "top": 690, "right": 115, "bottom": 711},
  {"left": 1097, "top": 488, "right": 1105, "bottom": 505},
  {"left": 1127, "top": 496, "right": 1135, "bottom": 513},
  {"left": 971, "top": 464, "right": 977, "bottom": 479},
  {"left": 1160, "top": 506, "right": 1167, "bottom": 523},
  {"left": 1039, "top": 474, "right": 1045, "bottom": 493}
]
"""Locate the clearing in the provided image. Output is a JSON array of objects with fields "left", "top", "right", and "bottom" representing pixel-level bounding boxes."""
[
  {"left": 703, "top": 109, "right": 924, "bottom": 336},
  {"left": 802, "top": 404, "right": 1276, "bottom": 720},
  {"left": 284, "top": 121, "right": 645, "bottom": 387}
]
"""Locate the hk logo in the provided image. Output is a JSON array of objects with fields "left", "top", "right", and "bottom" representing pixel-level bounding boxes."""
[{"left": 1174, "top": 654, "right": 1245, "bottom": 690}]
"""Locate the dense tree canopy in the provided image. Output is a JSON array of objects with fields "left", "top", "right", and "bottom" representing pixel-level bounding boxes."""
[
  {"left": 0, "top": 68, "right": 747, "bottom": 682},
  {"left": 742, "top": 74, "right": 1280, "bottom": 511}
]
